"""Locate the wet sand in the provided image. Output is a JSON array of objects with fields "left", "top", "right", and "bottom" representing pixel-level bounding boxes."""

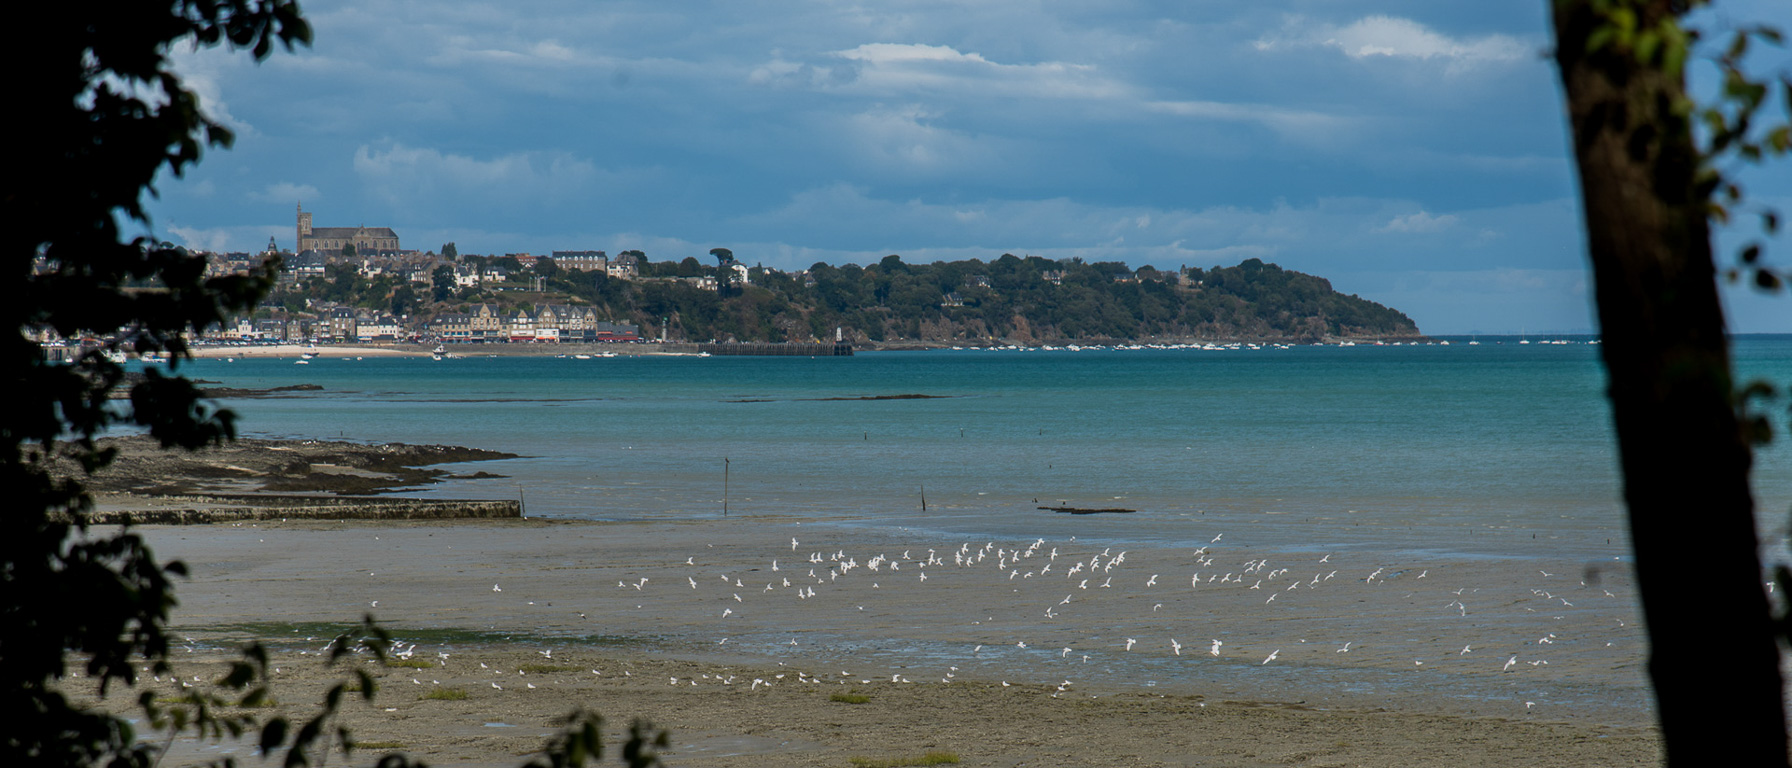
[{"left": 109, "top": 517, "right": 1660, "bottom": 767}]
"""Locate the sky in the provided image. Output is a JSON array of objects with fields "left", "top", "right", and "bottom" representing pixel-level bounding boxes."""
[{"left": 145, "top": 0, "right": 1790, "bottom": 335}]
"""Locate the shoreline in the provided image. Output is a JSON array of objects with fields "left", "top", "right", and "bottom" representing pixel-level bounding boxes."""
[
  {"left": 69, "top": 436, "right": 1662, "bottom": 764},
  {"left": 109, "top": 516, "right": 1659, "bottom": 767},
  {"left": 124, "top": 634, "right": 1659, "bottom": 768},
  {"left": 184, "top": 335, "right": 1437, "bottom": 360}
]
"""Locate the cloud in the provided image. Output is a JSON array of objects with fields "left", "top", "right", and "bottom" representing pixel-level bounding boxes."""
[
  {"left": 1256, "top": 15, "right": 1531, "bottom": 70},
  {"left": 831, "top": 105, "right": 1020, "bottom": 177},
  {"left": 352, "top": 143, "right": 603, "bottom": 208},
  {"left": 757, "top": 42, "right": 1129, "bottom": 100},
  {"left": 167, "top": 47, "right": 256, "bottom": 137},
  {"left": 166, "top": 225, "right": 234, "bottom": 253},
  {"left": 1144, "top": 99, "right": 1357, "bottom": 144},
  {"left": 252, "top": 182, "right": 321, "bottom": 204},
  {"left": 1376, "top": 210, "right": 1460, "bottom": 233}
]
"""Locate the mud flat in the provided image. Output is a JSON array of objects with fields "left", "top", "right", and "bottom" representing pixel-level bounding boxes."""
[{"left": 99, "top": 517, "right": 1664, "bottom": 768}]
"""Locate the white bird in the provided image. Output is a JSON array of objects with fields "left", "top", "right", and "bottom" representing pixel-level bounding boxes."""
[
  {"left": 689, "top": 576, "right": 698, "bottom": 589},
  {"left": 1017, "top": 641, "right": 1027, "bottom": 649},
  {"left": 1262, "top": 649, "right": 1279, "bottom": 665},
  {"left": 1210, "top": 639, "right": 1222, "bottom": 656},
  {"left": 492, "top": 584, "right": 501, "bottom": 592},
  {"left": 1337, "top": 642, "right": 1351, "bottom": 653},
  {"left": 1146, "top": 575, "right": 1157, "bottom": 586},
  {"left": 1504, "top": 655, "right": 1518, "bottom": 671},
  {"left": 1062, "top": 647, "right": 1072, "bottom": 658},
  {"left": 1461, "top": 645, "right": 1471, "bottom": 655},
  {"left": 1171, "top": 639, "right": 1182, "bottom": 655}
]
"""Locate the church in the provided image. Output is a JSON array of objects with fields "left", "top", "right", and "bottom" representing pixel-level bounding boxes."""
[{"left": 296, "top": 204, "right": 400, "bottom": 255}]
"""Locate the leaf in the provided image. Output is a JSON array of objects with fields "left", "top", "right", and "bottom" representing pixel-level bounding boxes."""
[
  {"left": 260, "top": 718, "right": 289, "bottom": 754},
  {"left": 356, "top": 669, "right": 378, "bottom": 701}
]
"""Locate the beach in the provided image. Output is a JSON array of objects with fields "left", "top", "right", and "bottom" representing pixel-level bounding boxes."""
[
  {"left": 108, "top": 516, "right": 1660, "bottom": 767},
  {"left": 75, "top": 343, "right": 1748, "bottom": 766}
]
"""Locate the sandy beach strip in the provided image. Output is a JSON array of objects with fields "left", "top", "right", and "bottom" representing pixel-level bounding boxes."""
[
  {"left": 190, "top": 343, "right": 432, "bottom": 358},
  {"left": 104, "top": 517, "right": 1661, "bottom": 767}
]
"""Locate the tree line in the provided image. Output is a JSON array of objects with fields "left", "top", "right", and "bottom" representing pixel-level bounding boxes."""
[{"left": 505, "top": 254, "right": 1416, "bottom": 344}]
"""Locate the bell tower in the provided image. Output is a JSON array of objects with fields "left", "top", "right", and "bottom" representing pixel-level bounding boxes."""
[{"left": 296, "top": 202, "right": 313, "bottom": 252}]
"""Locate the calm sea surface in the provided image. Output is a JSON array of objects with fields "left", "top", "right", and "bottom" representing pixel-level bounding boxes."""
[
  {"left": 169, "top": 336, "right": 1792, "bottom": 723},
  {"left": 186, "top": 336, "right": 1792, "bottom": 559}
]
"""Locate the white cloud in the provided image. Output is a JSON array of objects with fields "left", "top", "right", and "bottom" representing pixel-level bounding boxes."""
[
  {"left": 1326, "top": 16, "right": 1528, "bottom": 63},
  {"left": 761, "top": 42, "right": 1129, "bottom": 100},
  {"left": 1257, "top": 15, "right": 1531, "bottom": 71},
  {"left": 167, "top": 225, "right": 234, "bottom": 253},
  {"left": 1376, "top": 210, "right": 1460, "bottom": 233}
]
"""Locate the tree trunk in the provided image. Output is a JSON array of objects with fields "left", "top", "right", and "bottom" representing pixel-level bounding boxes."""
[{"left": 1551, "top": 1, "right": 1787, "bottom": 763}]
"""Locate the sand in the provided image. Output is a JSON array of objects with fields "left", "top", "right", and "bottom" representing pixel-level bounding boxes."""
[{"left": 91, "top": 517, "right": 1662, "bottom": 768}]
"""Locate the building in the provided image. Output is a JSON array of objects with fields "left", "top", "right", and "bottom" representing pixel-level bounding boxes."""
[
  {"left": 297, "top": 203, "right": 400, "bottom": 255},
  {"left": 551, "top": 251, "right": 608, "bottom": 272},
  {"left": 608, "top": 252, "right": 639, "bottom": 279}
]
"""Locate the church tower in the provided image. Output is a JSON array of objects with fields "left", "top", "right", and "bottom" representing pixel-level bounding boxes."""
[{"left": 296, "top": 203, "right": 313, "bottom": 252}]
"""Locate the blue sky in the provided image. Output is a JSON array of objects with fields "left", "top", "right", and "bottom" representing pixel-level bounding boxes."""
[{"left": 147, "top": 1, "right": 1789, "bottom": 335}]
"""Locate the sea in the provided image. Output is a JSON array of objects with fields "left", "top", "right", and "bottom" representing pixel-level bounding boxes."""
[
  {"left": 185, "top": 336, "right": 1792, "bottom": 553},
  {"left": 168, "top": 335, "right": 1792, "bottom": 724}
]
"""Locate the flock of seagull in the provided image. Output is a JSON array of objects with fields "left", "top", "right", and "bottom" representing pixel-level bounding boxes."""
[
  {"left": 165, "top": 522, "right": 1635, "bottom": 720},
  {"left": 526, "top": 528, "right": 1634, "bottom": 710}
]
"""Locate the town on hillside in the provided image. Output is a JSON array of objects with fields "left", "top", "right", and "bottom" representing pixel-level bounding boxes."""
[{"left": 31, "top": 206, "right": 1422, "bottom": 353}]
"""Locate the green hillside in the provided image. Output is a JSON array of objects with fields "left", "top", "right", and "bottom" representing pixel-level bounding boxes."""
[{"left": 564, "top": 255, "right": 1419, "bottom": 344}]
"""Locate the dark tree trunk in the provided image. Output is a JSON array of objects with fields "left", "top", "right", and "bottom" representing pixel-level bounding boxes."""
[{"left": 1551, "top": 1, "right": 1787, "bottom": 764}]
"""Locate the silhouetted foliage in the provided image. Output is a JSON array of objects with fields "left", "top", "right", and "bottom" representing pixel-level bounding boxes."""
[{"left": 4, "top": 4, "right": 665, "bottom": 766}]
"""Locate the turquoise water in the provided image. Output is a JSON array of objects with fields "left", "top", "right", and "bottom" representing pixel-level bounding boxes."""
[
  {"left": 184, "top": 336, "right": 1792, "bottom": 559},
  {"left": 163, "top": 336, "right": 1792, "bottom": 722}
]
